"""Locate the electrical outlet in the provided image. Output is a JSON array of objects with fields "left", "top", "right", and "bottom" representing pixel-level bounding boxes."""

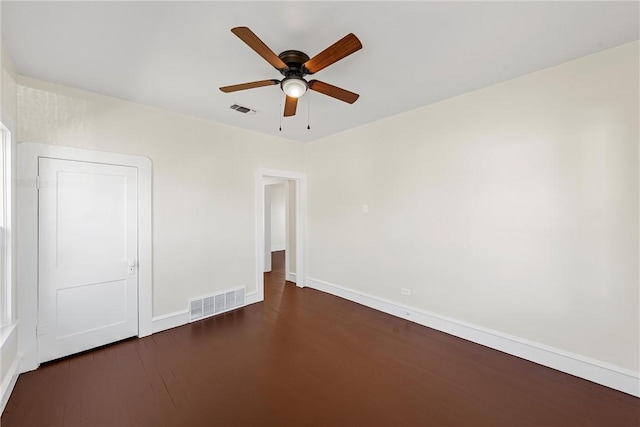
[
  {"left": 362, "top": 204, "right": 369, "bottom": 213},
  {"left": 401, "top": 288, "right": 411, "bottom": 296}
]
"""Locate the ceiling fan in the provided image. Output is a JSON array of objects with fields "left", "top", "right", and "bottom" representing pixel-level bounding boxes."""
[{"left": 220, "top": 27, "right": 362, "bottom": 117}]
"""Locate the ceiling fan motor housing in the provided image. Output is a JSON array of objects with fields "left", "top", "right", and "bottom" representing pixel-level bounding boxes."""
[
  {"left": 278, "top": 50, "right": 311, "bottom": 98},
  {"left": 277, "top": 50, "right": 311, "bottom": 77}
]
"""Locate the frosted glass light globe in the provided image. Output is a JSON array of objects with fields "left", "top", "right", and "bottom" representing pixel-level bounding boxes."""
[{"left": 282, "top": 77, "right": 308, "bottom": 98}]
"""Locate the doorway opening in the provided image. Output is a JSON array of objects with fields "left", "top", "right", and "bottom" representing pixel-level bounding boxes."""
[
  {"left": 264, "top": 178, "right": 293, "bottom": 274},
  {"left": 252, "top": 168, "right": 306, "bottom": 305}
]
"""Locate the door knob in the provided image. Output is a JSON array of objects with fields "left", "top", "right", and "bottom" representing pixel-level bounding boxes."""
[{"left": 127, "top": 260, "right": 137, "bottom": 275}]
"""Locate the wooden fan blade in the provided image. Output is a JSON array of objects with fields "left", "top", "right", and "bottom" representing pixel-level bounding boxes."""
[
  {"left": 308, "top": 80, "right": 359, "bottom": 104},
  {"left": 303, "top": 33, "right": 362, "bottom": 74},
  {"left": 231, "top": 27, "right": 288, "bottom": 71},
  {"left": 284, "top": 96, "right": 298, "bottom": 117},
  {"left": 219, "top": 79, "right": 279, "bottom": 93}
]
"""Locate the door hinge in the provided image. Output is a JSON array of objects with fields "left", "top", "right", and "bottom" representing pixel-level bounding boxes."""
[
  {"left": 36, "top": 324, "right": 46, "bottom": 336},
  {"left": 36, "top": 176, "right": 40, "bottom": 190}
]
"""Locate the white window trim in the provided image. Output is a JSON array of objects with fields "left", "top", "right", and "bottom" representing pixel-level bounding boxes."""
[{"left": 0, "top": 122, "right": 12, "bottom": 328}]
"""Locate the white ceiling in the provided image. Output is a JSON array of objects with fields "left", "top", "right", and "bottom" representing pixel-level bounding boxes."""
[{"left": 2, "top": 1, "right": 638, "bottom": 143}]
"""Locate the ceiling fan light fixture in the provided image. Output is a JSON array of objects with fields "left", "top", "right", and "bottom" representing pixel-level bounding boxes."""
[
  {"left": 222, "top": 27, "right": 362, "bottom": 118},
  {"left": 281, "top": 76, "right": 308, "bottom": 98}
]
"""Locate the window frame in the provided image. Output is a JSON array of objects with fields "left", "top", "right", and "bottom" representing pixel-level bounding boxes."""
[{"left": 0, "top": 122, "right": 12, "bottom": 326}]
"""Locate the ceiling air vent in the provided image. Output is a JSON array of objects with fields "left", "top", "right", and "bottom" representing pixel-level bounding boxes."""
[{"left": 230, "top": 104, "right": 256, "bottom": 114}]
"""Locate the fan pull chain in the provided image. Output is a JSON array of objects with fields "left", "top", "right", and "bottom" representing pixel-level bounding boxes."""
[
  {"left": 279, "top": 92, "right": 282, "bottom": 131},
  {"left": 307, "top": 93, "right": 311, "bottom": 130}
]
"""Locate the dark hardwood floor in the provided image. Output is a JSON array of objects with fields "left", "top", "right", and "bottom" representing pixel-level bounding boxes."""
[{"left": 3, "top": 250, "right": 639, "bottom": 426}]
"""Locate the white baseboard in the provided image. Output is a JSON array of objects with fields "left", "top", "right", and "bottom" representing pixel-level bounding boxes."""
[
  {"left": 286, "top": 272, "right": 297, "bottom": 283},
  {"left": 306, "top": 277, "right": 640, "bottom": 397},
  {"left": 1, "top": 355, "right": 21, "bottom": 415},
  {"left": 271, "top": 244, "right": 285, "bottom": 252},
  {"left": 151, "top": 310, "right": 189, "bottom": 333},
  {"left": 245, "top": 292, "right": 262, "bottom": 306}
]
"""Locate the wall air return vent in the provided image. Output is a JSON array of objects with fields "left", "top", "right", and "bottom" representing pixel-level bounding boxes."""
[
  {"left": 214, "top": 294, "right": 225, "bottom": 314},
  {"left": 230, "top": 104, "right": 256, "bottom": 114},
  {"left": 190, "top": 299, "right": 203, "bottom": 321},
  {"left": 189, "top": 286, "right": 247, "bottom": 322},
  {"left": 203, "top": 296, "right": 215, "bottom": 317}
]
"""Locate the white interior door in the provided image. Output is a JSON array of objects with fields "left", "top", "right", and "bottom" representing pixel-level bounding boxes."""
[{"left": 38, "top": 158, "right": 138, "bottom": 363}]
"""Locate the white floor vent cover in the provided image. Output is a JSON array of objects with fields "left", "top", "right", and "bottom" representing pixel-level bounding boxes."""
[{"left": 189, "top": 287, "right": 246, "bottom": 322}]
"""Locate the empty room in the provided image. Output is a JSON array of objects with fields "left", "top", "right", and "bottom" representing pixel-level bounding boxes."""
[{"left": 0, "top": 1, "right": 638, "bottom": 426}]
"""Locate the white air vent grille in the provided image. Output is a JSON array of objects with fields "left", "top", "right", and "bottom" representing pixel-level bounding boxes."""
[
  {"left": 230, "top": 104, "right": 256, "bottom": 114},
  {"left": 203, "top": 296, "right": 215, "bottom": 317},
  {"left": 235, "top": 288, "right": 245, "bottom": 306},
  {"left": 189, "top": 286, "right": 246, "bottom": 322},
  {"left": 190, "top": 299, "right": 203, "bottom": 321},
  {"left": 214, "top": 294, "right": 225, "bottom": 314},
  {"left": 225, "top": 291, "right": 235, "bottom": 309}
]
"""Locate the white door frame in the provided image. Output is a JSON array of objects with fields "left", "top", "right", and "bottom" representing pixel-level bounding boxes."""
[
  {"left": 250, "top": 168, "right": 306, "bottom": 304},
  {"left": 283, "top": 180, "right": 295, "bottom": 283},
  {"left": 17, "top": 142, "right": 152, "bottom": 373},
  {"left": 264, "top": 184, "right": 272, "bottom": 273}
]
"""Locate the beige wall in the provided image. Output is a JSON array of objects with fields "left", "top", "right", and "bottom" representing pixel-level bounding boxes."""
[
  {"left": 305, "top": 41, "right": 639, "bottom": 372},
  {"left": 17, "top": 76, "right": 305, "bottom": 316},
  {"left": 1, "top": 44, "right": 16, "bottom": 125}
]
